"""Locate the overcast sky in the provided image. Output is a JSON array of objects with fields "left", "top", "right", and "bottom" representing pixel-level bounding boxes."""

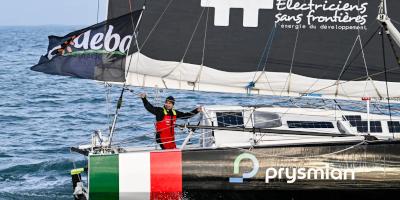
[{"left": 0, "top": 0, "right": 108, "bottom": 26}]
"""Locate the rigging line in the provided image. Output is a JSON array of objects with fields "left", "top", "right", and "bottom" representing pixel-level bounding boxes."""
[
  {"left": 140, "top": 0, "right": 175, "bottom": 49},
  {"left": 121, "top": 0, "right": 146, "bottom": 86},
  {"left": 161, "top": 7, "right": 206, "bottom": 79},
  {"left": 252, "top": 23, "right": 276, "bottom": 82},
  {"left": 392, "top": 19, "right": 400, "bottom": 25},
  {"left": 194, "top": 7, "right": 211, "bottom": 91},
  {"left": 302, "top": 72, "right": 329, "bottom": 95},
  {"left": 98, "top": 0, "right": 111, "bottom": 129},
  {"left": 381, "top": 25, "right": 394, "bottom": 139},
  {"left": 336, "top": 26, "right": 380, "bottom": 81},
  {"left": 108, "top": 4, "right": 146, "bottom": 146},
  {"left": 335, "top": 35, "right": 360, "bottom": 96},
  {"left": 96, "top": 0, "right": 100, "bottom": 23},
  {"left": 334, "top": 11, "right": 379, "bottom": 97},
  {"left": 105, "top": 83, "right": 112, "bottom": 130},
  {"left": 113, "top": 110, "right": 265, "bottom": 134},
  {"left": 252, "top": 23, "right": 278, "bottom": 84},
  {"left": 262, "top": 70, "right": 276, "bottom": 96},
  {"left": 357, "top": 0, "right": 375, "bottom": 98},
  {"left": 196, "top": 7, "right": 210, "bottom": 88},
  {"left": 126, "top": 0, "right": 143, "bottom": 78},
  {"left": 281, "top": 26, "right": 300, "bottom": 96},
  {"left": 127, "top": 0, "right": 146, "bottom": 86},
  {"left": 250, "top": 25, "right": 279, "bottom": 96},
  {"left": 280, "top": 0, "right": 306, "bottom": 96},
  {"left": 309, "top": 65, "right": 400, "bottom": 97},
  {"left": 357, "top": 27, "right": 377, "bottom": 98},
  {"left": 116, "top": 114, "right": 387, "bottom": 147},
  {"left": 369, "top": 77, "right": 383, "bottom": 99},
  {"left": 254, "top": 25, "right": 278, "bottom": 83}
]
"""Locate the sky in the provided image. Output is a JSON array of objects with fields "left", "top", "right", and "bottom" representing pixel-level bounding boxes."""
[{"left": 0, "top": 0, "right": 108, "bottom": 26}]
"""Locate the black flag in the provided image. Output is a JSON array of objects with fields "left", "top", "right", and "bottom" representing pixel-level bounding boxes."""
[{"left": 31, "top": 9, "right": 143, "bottom": 82}]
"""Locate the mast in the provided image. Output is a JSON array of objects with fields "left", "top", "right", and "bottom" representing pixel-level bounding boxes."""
[{"left": 378, "top": 0, "right": 400, "bottom": 48}]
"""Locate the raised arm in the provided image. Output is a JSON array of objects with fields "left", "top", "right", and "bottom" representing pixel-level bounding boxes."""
[
  {"left": 176, "top": 107, "right": 201, "bottom": 119},
  {"left": 141, "top": 96, "right": 157, "bottom": 115}
]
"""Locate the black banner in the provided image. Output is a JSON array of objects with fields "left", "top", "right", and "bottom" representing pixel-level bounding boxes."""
[{"left": 31, "top": 9, "right": 143, "bottom": 82}]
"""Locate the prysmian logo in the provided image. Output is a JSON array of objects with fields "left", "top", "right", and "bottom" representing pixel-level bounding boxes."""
[
  {"left": 229, "top": 153, "right": 260, "bottom": 183},
  {"left": 229, "top": 153, "right": 356, "bottom": 184}
]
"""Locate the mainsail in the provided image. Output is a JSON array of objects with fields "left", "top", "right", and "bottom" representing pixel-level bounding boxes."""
[
  {"left": 32, "top": 0, "right": 400, "bottom": 100},
  {"left": 109, "top": 0, "right": 400, "bottom": 100}
]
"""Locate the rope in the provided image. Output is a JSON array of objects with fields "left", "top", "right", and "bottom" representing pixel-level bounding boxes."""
[
  {"left": 193, "top": 7, "right": 211, "bottom": 90},
  {"left": 115, "top": 126, "right": 370, "bottom": 160},
  {"left": 357, "top": 0, "right": 370, "bottom": 80},
  {"left": 111, "top": 109, "right": 358, "bottom": 147},
  {"left": 140, "top": 0, "right": 175, "bottom": 49},
  {"left": 309, "top": 65, "right": 400, "bottom": 97},
  {"left": 251, "top": 23, "right": 278, "bottom": 87},
  {"left": 104, "top": 82, "right": 112, "bottom": 131},
  {"left": 334, "top": 26, "right": 380, "bottom": 90},
  {"left": 161, "top": 7, "right": 207, "bottom": 79},
  {"left": 280, "top": 0, "right": 306, "bottom": 96}
]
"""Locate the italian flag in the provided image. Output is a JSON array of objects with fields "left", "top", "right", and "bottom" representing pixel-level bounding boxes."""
[{"left": 89, "top": 150, "right": 182, "bottom": 200}]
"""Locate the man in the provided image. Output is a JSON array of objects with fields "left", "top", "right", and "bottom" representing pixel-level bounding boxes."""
[{"left": 140, "top": 93, "right": 201, "bottom": 149}]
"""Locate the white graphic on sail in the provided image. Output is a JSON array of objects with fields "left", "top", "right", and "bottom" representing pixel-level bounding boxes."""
[{"left": 201, "top": 0, "right": 274, "bottom": 27}]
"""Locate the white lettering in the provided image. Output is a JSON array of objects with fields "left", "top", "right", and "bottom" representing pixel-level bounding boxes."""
[
  {"left": 74, "top": 30, "right": 91, "bottom": 49},
  {"left": 307, "top": 168, "right": 325, "bottom": 180},
  {"left": 104, "top": 25, "right": 121, "bottom": 52},
  {"left": 265, "top": 168, "right": 277, "bottom": 183},
  {"left": 297, "top": 168, "right": 306, "bottom": 179},
  {"left": 285, "top": 168, "right": 297, "bottom": 184},
  {"left": 90, "top": 33, "right": 104, "bottom": 50},
  {"left": 275, "top": 0, "right": 369, "bottom": 26},
  {"left": 119, "top": 35, "right": 133, "bottom": 53},
  {"left": 330, "top": 168, "right": 343, "bottom": 180},
  {"left": 263, "top": 166, "right": 356, "bottom": 184}
]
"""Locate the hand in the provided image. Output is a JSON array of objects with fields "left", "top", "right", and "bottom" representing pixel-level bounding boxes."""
[{"left": 139, "top": 93, "right": 146, "bottom": 99}]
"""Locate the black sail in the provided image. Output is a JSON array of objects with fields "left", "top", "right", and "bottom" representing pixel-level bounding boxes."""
[{"left": 108, "top": 0, "right": 400, "bottom": 99}]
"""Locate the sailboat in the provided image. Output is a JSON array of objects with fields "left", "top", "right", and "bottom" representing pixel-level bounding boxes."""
[{"left": 31, "top": 0, "right": 400, "bottom": 199}]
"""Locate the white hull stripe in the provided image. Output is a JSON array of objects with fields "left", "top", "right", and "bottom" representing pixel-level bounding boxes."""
[{"left": 119, "top": 152, "right": 151, "bottom": 200}]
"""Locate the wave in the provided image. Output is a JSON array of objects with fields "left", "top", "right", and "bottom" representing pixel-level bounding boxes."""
[
  {"left": 0, "top": 153, "right": 13, "bottom": 158},
  {"left": 0, "top": 159, "right": 85, "bottom": 177}
]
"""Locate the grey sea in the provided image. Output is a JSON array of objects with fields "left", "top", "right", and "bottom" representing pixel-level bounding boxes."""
[{"left": 1, "top": 26, "right": 399, "bottom": 200}]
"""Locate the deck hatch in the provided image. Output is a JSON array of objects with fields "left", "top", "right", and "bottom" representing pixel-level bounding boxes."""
[
  {"left": 216, "top": 112, "right": 244, "bottom": 128},
  {"left": 388, "top": 121, "right": 400, "bottom": 133},
  {"left": 349, "top": 121, "right": 382, "bottom": 133},
  {"left": 287, "top": 121, "right": 334, "bottom": 129}
]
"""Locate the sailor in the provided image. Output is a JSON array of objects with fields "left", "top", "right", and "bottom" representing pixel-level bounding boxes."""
[{"left": 140, "top": 93, "right": 201, "bottom": 149}]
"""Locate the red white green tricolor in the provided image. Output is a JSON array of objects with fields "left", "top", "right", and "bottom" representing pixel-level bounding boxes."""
[{"left": 89, "top": 150, "right": 182, "bottom": 200}]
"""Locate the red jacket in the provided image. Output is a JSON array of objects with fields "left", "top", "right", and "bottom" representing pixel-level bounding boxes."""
[{"left": 141, "top": 97, "right": 199, "bottom": 149}]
